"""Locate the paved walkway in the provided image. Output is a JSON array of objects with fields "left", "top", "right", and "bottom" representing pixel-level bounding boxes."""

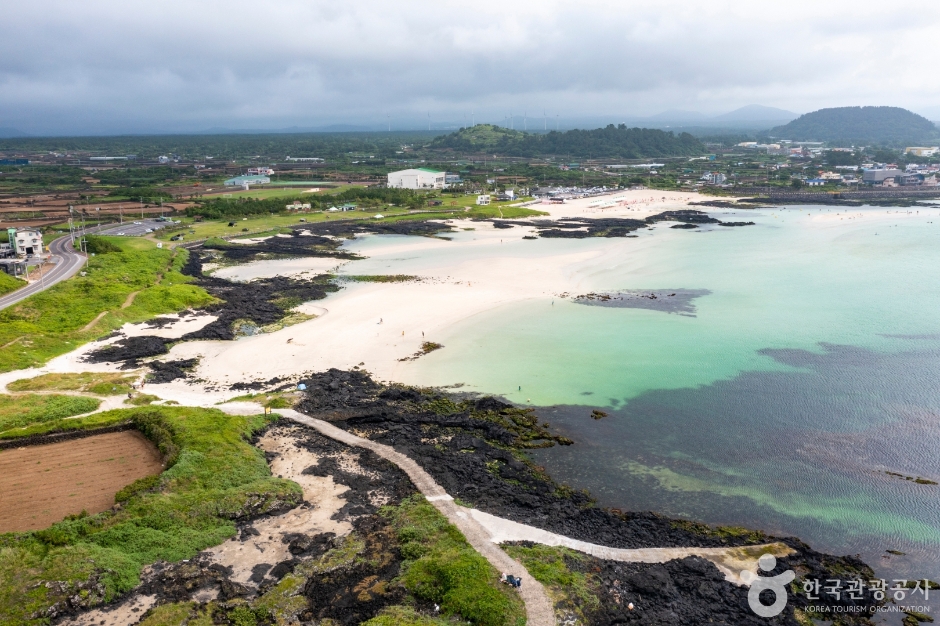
[
  {"left": 464, "top": 507, "right": 793, "bottom": 586},
  {"left": 275, "top": 409, "right": 557, "bottom": 626}
]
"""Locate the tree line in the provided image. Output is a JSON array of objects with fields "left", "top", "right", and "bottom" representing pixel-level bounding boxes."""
[{"left": 431, "top": 124, "right": 704, "bottom": 158}]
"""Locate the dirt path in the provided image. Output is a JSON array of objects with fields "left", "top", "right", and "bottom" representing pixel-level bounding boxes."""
[
  {"left": 121, "top": 290, "right": 141, "bottom": 308},
  {"left": 79, "top": 290, "right": 141, "bottom": 332},
  {"left": 80, "top": 310, "right": 109, "bottom": 332}
]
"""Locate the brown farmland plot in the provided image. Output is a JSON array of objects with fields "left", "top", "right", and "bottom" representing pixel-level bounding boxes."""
[{"left": 0, "top": 431, "right": 163, "bottom": 533}]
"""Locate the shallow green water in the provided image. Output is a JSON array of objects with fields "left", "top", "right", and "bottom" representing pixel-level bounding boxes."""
[{"left": 347, "top": 205, "right": 940, "bottom": 578}]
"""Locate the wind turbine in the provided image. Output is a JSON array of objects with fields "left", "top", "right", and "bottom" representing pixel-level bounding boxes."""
[{"left": 427, "top": 112, "right": 431, "bottom": 131}]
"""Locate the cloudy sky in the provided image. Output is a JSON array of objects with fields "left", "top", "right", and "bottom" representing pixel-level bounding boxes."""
[{"left": 3, "top": 0, "right": 940, "bottom": 135}]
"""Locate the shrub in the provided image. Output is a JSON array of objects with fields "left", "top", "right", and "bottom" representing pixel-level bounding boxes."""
[
  {"left": 384, "top": 496, "right": 523, "bottom": 626},
  {"left": 83, "top": 236, "right": 121, "bottom": 254}
]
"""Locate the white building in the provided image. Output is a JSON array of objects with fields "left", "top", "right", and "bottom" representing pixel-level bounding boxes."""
[
  {"left": 247, "top": 167, "right": 275, "bottom": 176},
  {"left": 904, "top": 147, "right": 939, "bottom": 157},
  {"left": 387, "top": 168, "right": 447, "bottom": 189},
  {"left": 476, "top": 194, "right": 491, "bottom": 205},
  {"left": 700, "top": 172, "right": 727, "bottom": 185},
  {"left": 224, "top": 175, "right": 270, "bottom": 187},
  {"left": 11, "top": 228, "right": 42, "bottom": 257}
]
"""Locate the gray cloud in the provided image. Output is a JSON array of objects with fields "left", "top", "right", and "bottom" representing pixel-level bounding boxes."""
[{"left": 2, "top": 0, "right": 939, "bottom": 134}]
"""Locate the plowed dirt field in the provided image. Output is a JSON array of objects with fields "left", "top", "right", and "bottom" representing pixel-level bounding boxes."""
[{"left": 0, "top": 431, "right": 162, "bottom": 532}]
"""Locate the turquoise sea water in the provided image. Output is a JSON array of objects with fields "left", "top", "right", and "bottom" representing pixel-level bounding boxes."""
[{"left": 349, "top": 205, "right": 940, "bottom": 579}]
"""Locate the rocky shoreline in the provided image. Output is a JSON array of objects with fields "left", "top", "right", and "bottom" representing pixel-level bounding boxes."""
[{"left": 291, "top": 368, "right": 885, "bottom": 624}]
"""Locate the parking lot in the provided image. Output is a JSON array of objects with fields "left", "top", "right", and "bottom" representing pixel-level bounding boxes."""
[{"left": 98, "top": 218, "right": 173, "bottom": 236}]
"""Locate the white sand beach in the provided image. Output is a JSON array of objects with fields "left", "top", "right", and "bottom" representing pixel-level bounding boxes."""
[{"left": 0, "top": 190, "right": 753, "bottom": 404}]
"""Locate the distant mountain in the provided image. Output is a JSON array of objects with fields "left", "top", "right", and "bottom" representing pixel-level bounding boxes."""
[
  {"left": 0, "top": 127, "right": 29, "bottom": 138},
  {"left": 645, "top": 109, "right": 709, "bottom": 122},
  {"left": 768, "top": 106, "right": 939, "bottom": 144},
  {"left": 712, "top": 105, "right": 797, "bottom": 122},
  {"left": 430, "top": 123, "right": 703, "bottom": 158}
]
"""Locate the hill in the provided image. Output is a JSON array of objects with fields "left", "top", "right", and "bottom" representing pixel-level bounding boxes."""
[
  {"left": 0, "top": 127, "right": 29, "bottom": 139},
  {"left": 768, "top": 106, "right": 939, "bottom": 144},
  {"left": 430, "top": 124, "right": 703, "bottom": 158},
  {"left": 711, "top": 105, "right": 797, "bottom": 123}
]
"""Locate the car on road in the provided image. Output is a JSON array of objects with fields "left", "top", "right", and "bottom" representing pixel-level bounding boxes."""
[
  {"left": 145, "top": 229, "right": 153, "bottom": 233},
  {"left": 133, "top": 221, "right": 142, "bottom": 225},
  {"left": 116, "top": 232, "right": 125, "bottom": 236}
]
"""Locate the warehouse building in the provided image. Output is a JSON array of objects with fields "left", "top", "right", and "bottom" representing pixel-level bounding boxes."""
[
  {"left": 387, "top": 168, "right": 448, "bottom": 189},
  {"left": 224, "top": 175, "right": 270, "bottom": 188}
]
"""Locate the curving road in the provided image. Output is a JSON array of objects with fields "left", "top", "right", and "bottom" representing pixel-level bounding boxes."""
[{"left": 0, "top": 224, "right": 115, "bottom": 311}]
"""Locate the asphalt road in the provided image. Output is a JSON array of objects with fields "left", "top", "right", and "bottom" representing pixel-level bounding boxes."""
[{"left": 0, "top": 223, "right": 116, "bottom": 311}]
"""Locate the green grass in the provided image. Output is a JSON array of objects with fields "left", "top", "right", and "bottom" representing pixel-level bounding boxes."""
[
  {"left": 0, "top": 237, "right": 214, "bottom": 373},
  {"left": 502, "top": 543, "right": 599, "bottom": 620},
  {"left": 137, "top": 602, "right": 199, "bottom": 626},
  {"left": 363, "top": 606, "right": 452, "bottom": 626},
  {"left": 0, "top": 406, "right": 301, "bottom": 625},
  {"left": 7, "top": 372, "right": 139, "bottom": 396},
  {"left": 0, "top": 394, "right": 100, "bottom": 432},
  {"left": 210, "top": 187, "right": 328, "bottom": 200},
  {"left": 343, "top": 274, "right": 419, "bottom": 283},
  {"left": 156, "top": 200, "right": 545, "bottom": 244},
  {"left": 0, "top": 272, "right": 25, "bottom": 297},
  {"left": 127, "top": 393, "right": 160, "bottom": 406},
  {"left": 384, "top": 495, "right": 526, "bottom": 626}
]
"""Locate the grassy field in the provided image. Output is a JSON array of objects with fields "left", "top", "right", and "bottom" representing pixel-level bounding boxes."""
[
  {"left": 7, "top": 372, "right": 139, "bottom": 396},
  {"left": 0, "top": 272, "right": 25, "bottom": 297},
  {"left": 0, "top": 394, "right": 100, "bottom": 432},
  {"left": 159, "top": 201, "right": 545, "bottom": 244},
  {"left": 0, "top": 237, "right": 214, "bottom": 373},
  {"left": 0, "top": 406, "right": 300, "bottom": 625}
]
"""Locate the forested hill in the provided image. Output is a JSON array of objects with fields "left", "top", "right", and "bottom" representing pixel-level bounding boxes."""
[
  {"left": 430, "top": 124, "right": 704, "bottom": 158},
  {"left": 768, "top": 106, "right": 939, "bottom": 145}
]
